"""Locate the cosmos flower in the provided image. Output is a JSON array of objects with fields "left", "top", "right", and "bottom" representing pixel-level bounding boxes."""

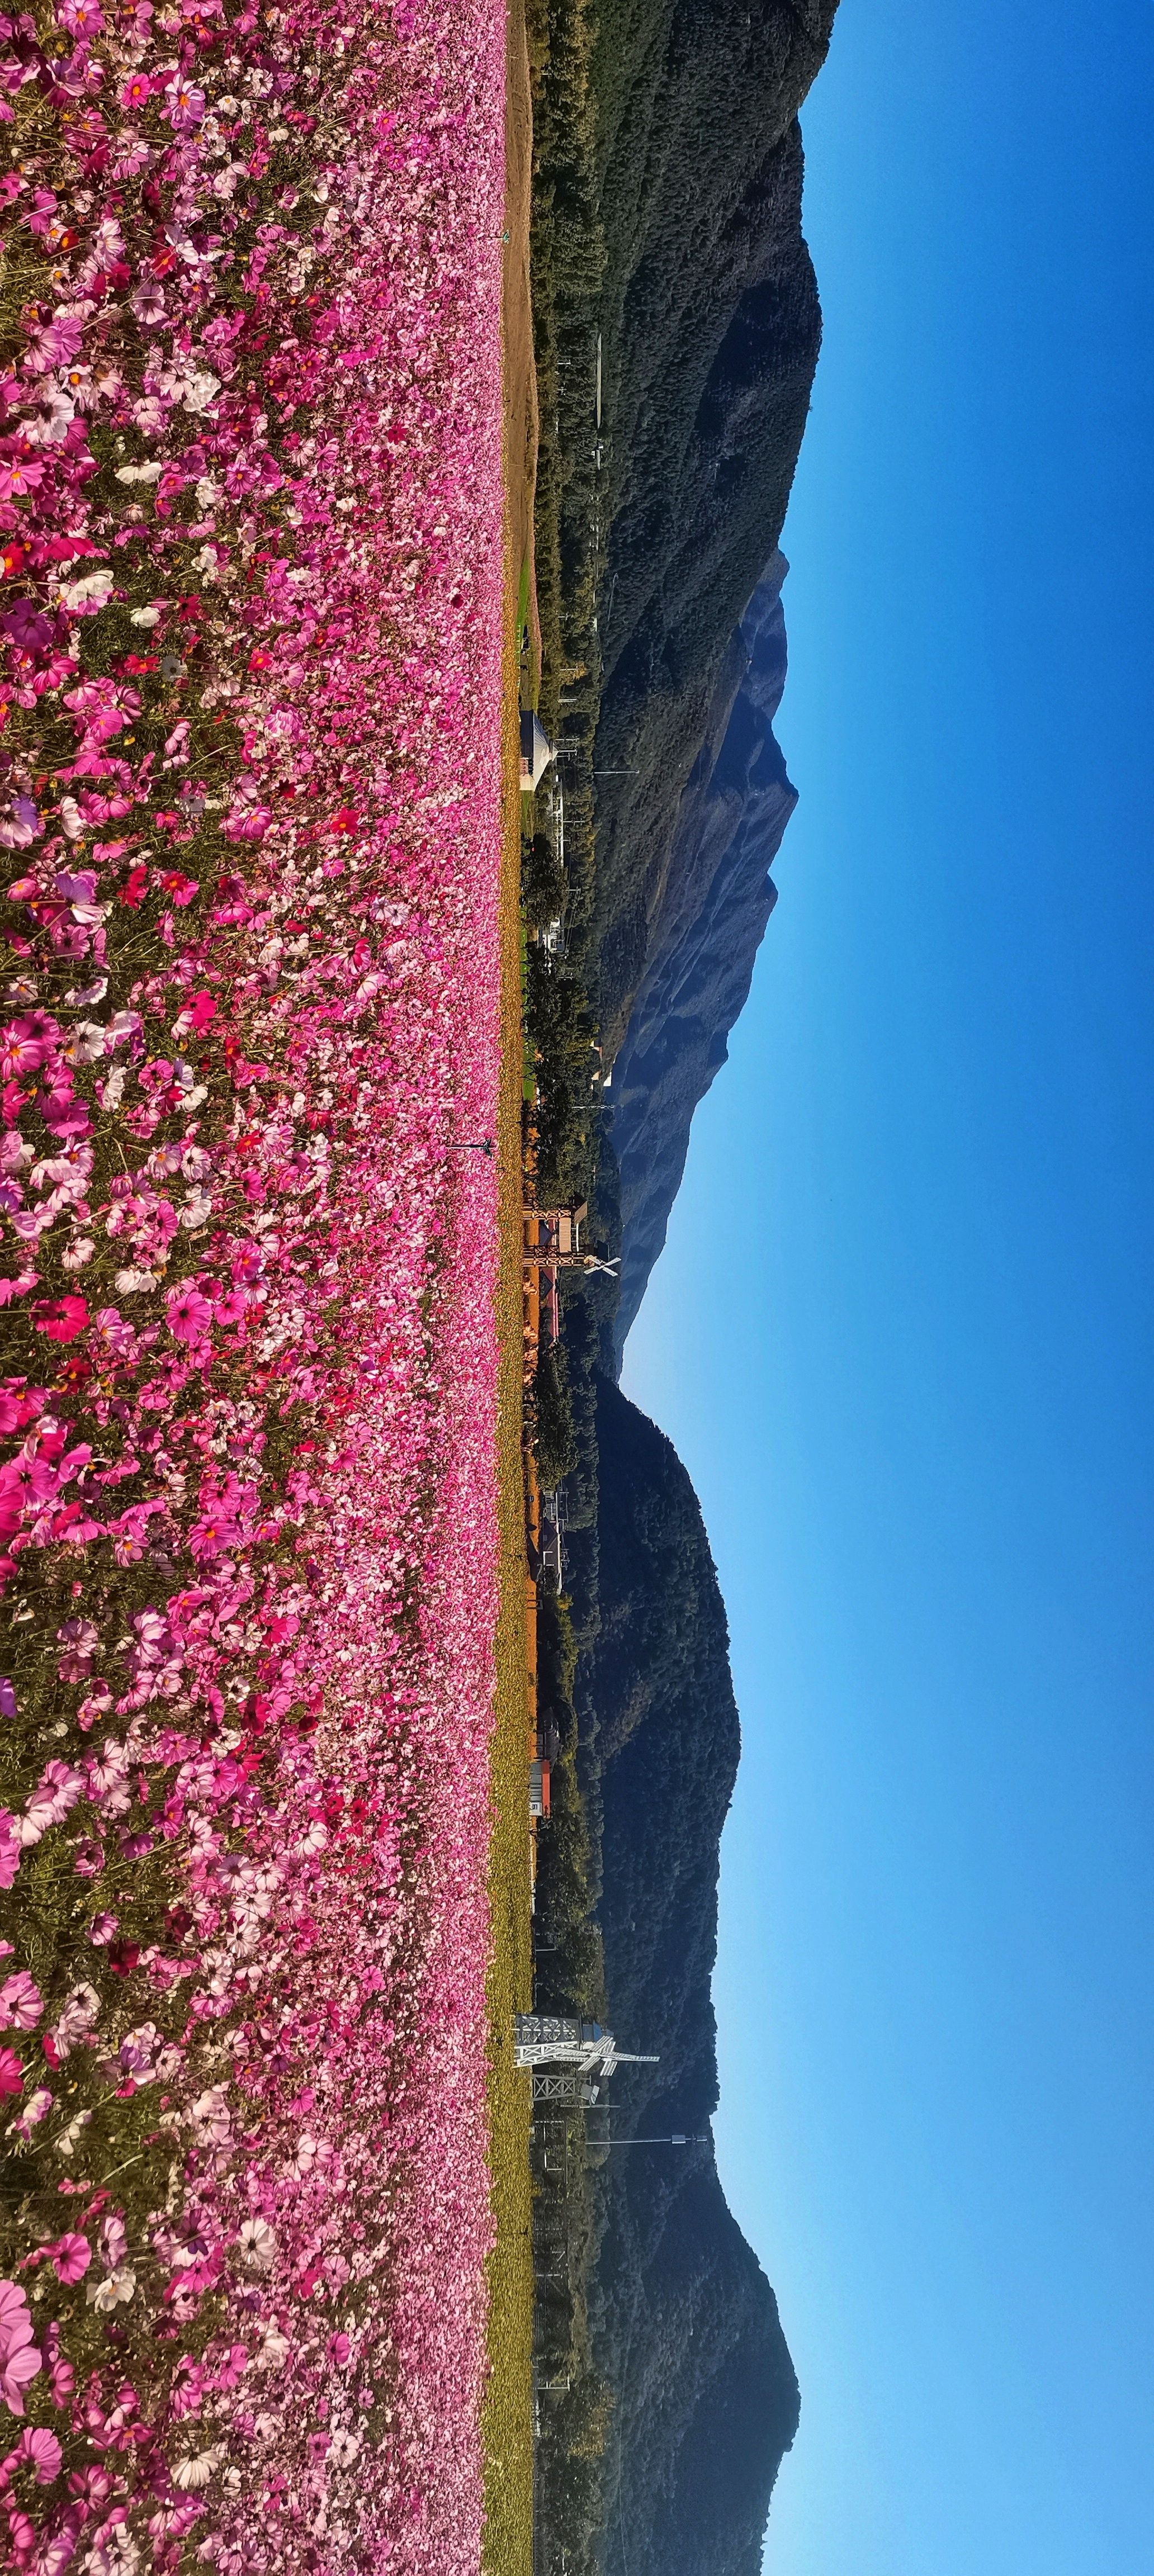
[
  {"left": 0, "top": 1974, "right": 42, "bottom": 2033},
  {"left": 0, "top": 2283, "right": 40, "bottom": 2418},
  {"left": 0, "top": 462, "right": 45, "bottom": 501},
  {"left": 239, "top": 2219, "right": 276, "bottom": 2273},
  {"left": 46, "top": 2234, "right": 91, "bottom": 2286},
  {"left": 130, "top": 281, "right": 167, "bottom": 326},
  {"left": 0, "top": 0, "right": 508, "bottom": 2551},
  {"left": 17, "top": 2425, "right": 62, "bottom": 2483},
  {"left": 165, "top": 1282, "right": 212, "bottom": 1343},
  {"left": 89, "top": 2267, "right": 135, "bottom": 2313}
]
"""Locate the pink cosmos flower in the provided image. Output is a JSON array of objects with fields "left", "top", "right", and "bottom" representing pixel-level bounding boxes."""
[
  {"left": 33, "top": 1295, "right": 88, "bottom": 1344},
  {"left": 0, "top": 1974, "right": 42, "bottom": 2033},
  {"left": 17, "top": 2423, "right": 62, "bottom": 2483},
  {"left": 21, "top": 1763, "right": 84, "bottom": 1845},
  {"left": 1, "top": 1012, "right": 56, "bottom": 1079},
  {"left": 166, "top": 1283, "right": 212, "bottom": 1343},
  {"left": 0, "top": 800, "right": 42, "bottom": 851},
  {"left": 50, "top": 1985, "right": 99, "bottom": 2058},
  {"left": 0, "top": 2282, "right": 40, "bottom": 2419},
  {"left": 120, "top": 73, "right": 153, "bottom": 107},
  {"left": 98, "top": 2213, "right": 127, "bottom": 2272},
  {"left": 47, "top": 2233, "right": 90, "bottom": 2286},
  {"left": 188, "top": 1518, "right": 239, "bottom": 1563},
  {"left": 0, "top": 1821, "right": 18, "bottom": 1893},
  {"left": 164, "top": 75, "right": 205, "bottom": 131},
  {"left": 91, "top": 1305, "right": 135, "bottom": 1355},
  {"left": 88, "top": 1912, "right": 117, "bottom": 1945},
  {"left": 31, "top": 319, "right": 83, "bottom": 369},
  {"left": 56, "top": 1616, "right": 97, "bottom": 1677},
  {"left": 110, "top": 137, "right": 152, "bottom": 180},
  {"left": 0, "top": 2051, "right": 22, "bottom": 2101},
  {"left": 130, "top": 282, "right": 166, "bottom": 326},
  {"left": 118, "top": 2023, "right": 157, "bottom": 2079},
  {"left": 0, "top": 463, "right": 45, "bottom": 502}
]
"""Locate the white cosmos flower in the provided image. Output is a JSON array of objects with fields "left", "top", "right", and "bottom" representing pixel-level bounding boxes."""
[
  {"left": 190, "top": 2085, "right": 231, "bottom": 2144},
  {"left": 59, "top": 567, "right": 113, "bottom": 615},
  {"left": 89, "top": 2266, "right": 135, "bottom": 2312},
  {"left": 172, "top": 2445, "right": 225, "bottom": 2492},
  {"left": 54, "top": 2107, "right": 92, "bottom": 2159},
  {"left": 254, "top": 2322, "right": 290, "bottom": 2371},
  {"left": 239, "top": 2217, "right": 276, "bottom": 2273}
]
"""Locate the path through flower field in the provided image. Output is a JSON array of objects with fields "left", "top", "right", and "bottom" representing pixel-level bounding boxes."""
[{"left": 0, "top": 0, "right": 513, "bottom": 2565}]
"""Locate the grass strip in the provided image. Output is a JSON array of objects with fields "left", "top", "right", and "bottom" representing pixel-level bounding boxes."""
[{"left": 480, "top": 556, "right": 537, "bottom": 2576}]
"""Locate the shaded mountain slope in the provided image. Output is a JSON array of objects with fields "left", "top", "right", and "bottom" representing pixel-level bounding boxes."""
[
  {"left": 606, "top": 552, "right": 796, "bottom": 1355},
  {"left": 592, "top": 0, "right": 839, "bottom": 1054},
  {"left": 579, "top": 1376, "right": 800, "bottom": 2576}
]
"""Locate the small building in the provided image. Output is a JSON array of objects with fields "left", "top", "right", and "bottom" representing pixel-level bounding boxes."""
[
  {"left": 519, "top": 709, "right": 556, "bottom": 793},
  {"left": 529, "top": 1757, "right": 551, "bottom": 1819},
  {"left": 532, "top": 1202, "right": 587, "bottom": 1258}
]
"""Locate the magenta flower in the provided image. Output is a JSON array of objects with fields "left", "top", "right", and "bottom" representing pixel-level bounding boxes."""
[
  {"left": 32, "top": 1295, "right": 88, "bottom": 1344},
  {"left": 0, "top": 2051, "right": 22, "bottom": 2101},
  {"left": 0, "top": 463, "right": 45, "bottom": 502},
  {"left": 0, "top": 2283, "right": 40, "bottom": 2419},
  {"left": 0, "top": 0, "right": 513, "bottom": 2545},
  {"left": 18, "top": 2425, "right": 62, "bottom": 2483},
  {"left": 164, "top": 75, "right": 205, "bottom": 130},
  {"left": 31, "top": 318, "right": 83, "bottom": 368},
  {"left": 47, "top": 2233, "right": 90, "bottom": 2286},
  {"left": 165, "top": 1283, "right": 212, "bottom": 1344}
]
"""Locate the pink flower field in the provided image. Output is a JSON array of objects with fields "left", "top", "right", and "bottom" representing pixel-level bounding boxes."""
[{"left": 0, "top": 0, "right": 509, "bottom": 2566}]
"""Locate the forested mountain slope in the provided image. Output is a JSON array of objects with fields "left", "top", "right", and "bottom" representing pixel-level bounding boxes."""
[
  {"left": 592, "top": 0, "right": 839, "bottom": 1055},
  {"left": 579, "top": 1378, "right": 800, "bottom": 2576},
  {"left": 606, "top": 552, "right": 797, "bottom": 1353}
]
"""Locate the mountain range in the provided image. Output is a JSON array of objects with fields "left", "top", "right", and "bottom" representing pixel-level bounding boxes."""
[
  {"left": 533, "top": 1, "right": 842, "bottom": 2566},
  {"left": 605, "top": 548, "right": 797, "bottom": 1355}
]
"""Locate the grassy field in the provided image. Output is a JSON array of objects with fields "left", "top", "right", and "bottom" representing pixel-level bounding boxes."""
[
  {"left": 479, "top": 572, "right": 537, "bottom": 2576},
  {"left": 480, "top": 7, "right": 537, "bottom": 2567}
]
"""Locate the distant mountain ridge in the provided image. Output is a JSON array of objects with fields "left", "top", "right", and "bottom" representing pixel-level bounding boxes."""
[
  {"left": 606, "top": 550, "right": 797, "bottom": 1356},
  {"left": 592, "top": 0, "right": 839, "bottom": 1058},
  {"left": 528, "top": 2, "right": 841, "bottom": 2567},
  {"left": 581, "top": 1377, "right": 800, "bottom": 2576}
]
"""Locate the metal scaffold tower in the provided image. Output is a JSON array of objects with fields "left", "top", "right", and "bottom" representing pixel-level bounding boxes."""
[{"left": 513, "top": 2014, "right": 658, "bottom": 2104}]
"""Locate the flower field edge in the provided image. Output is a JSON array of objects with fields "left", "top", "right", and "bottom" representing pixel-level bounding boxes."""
[
  {"left": 477, "top": 570, "right": 533, "bottom": 2576},
  {"left": 0, "top": 0, "right": 511, "bottom": 2566}
]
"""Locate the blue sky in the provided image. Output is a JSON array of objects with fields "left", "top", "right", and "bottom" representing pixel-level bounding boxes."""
[{"left": 619, "top": 4, "right": 1154, "bottom": 2570}]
